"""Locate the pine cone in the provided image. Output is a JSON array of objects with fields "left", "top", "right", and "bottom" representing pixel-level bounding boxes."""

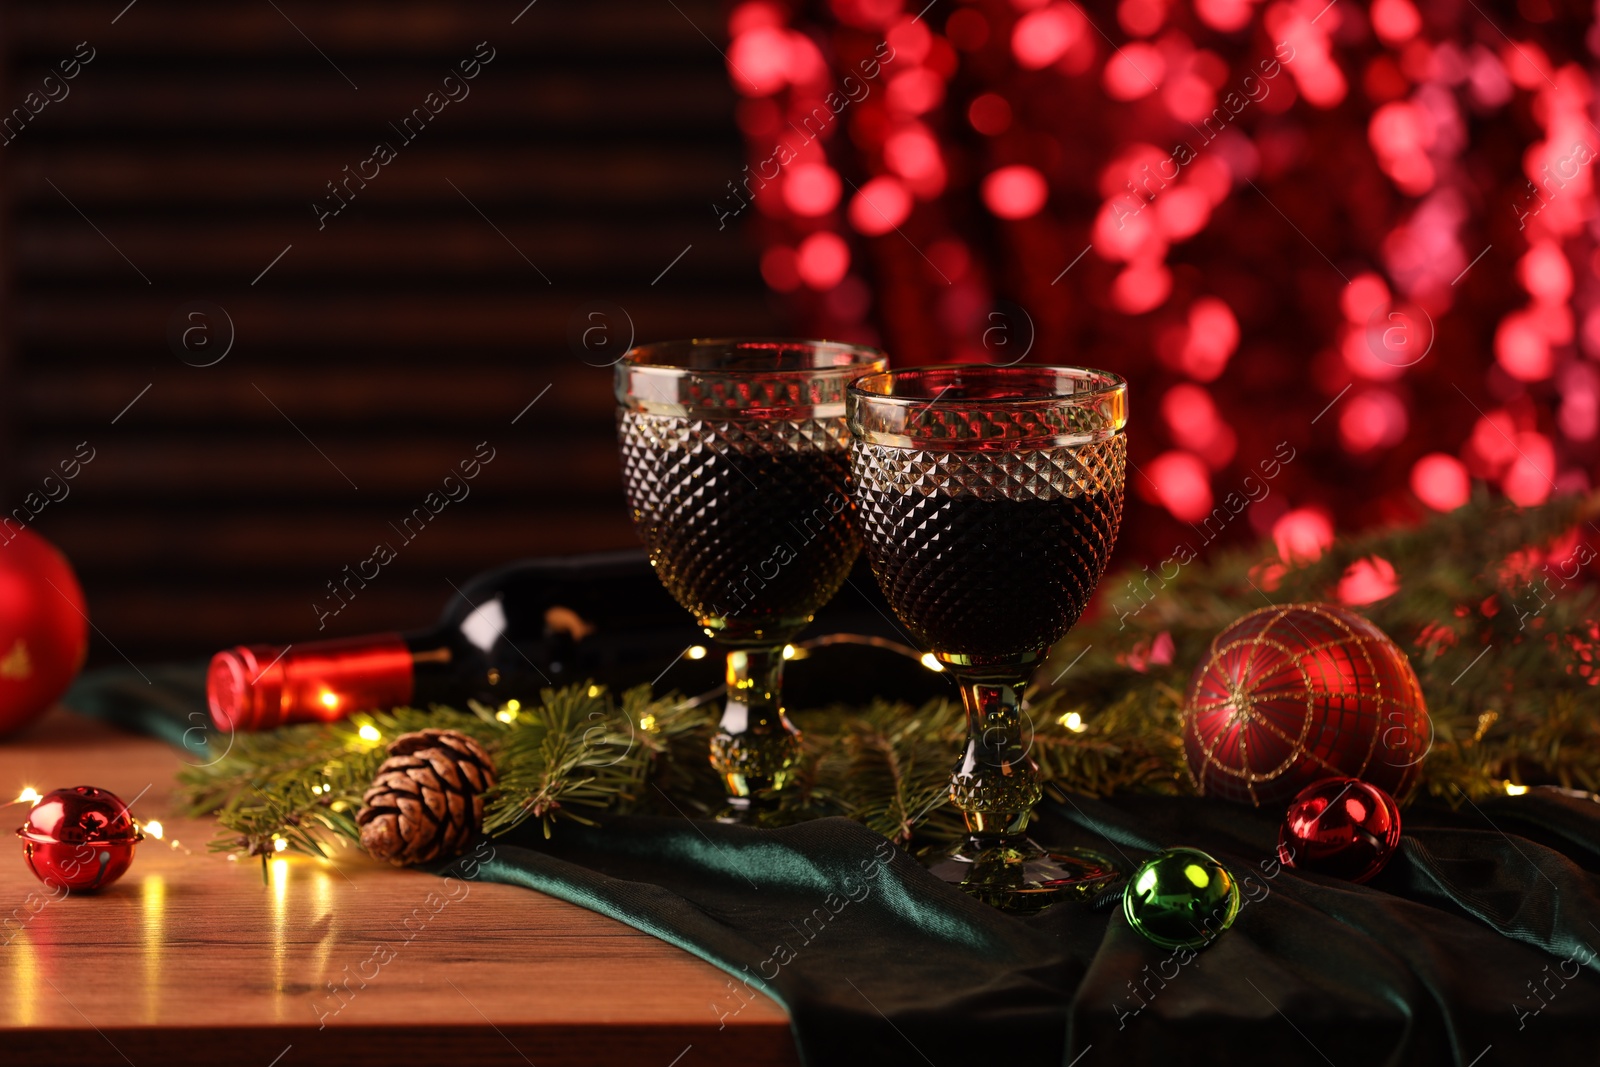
[{"left": 356, "top": 729, "right": 497, "bottom": 866}]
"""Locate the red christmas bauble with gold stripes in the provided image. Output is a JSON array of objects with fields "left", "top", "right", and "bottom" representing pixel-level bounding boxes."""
[{"left": 1182, "top": 603, "right": 1429, "bottom": 807}]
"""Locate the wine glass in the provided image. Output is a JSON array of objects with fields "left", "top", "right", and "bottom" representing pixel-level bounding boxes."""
[
  {"left": 847, "top": 364, "right": 1128, "bottom": 909},
  {"left": 616, "top": 338, "right": 889, "bottom": 820}
]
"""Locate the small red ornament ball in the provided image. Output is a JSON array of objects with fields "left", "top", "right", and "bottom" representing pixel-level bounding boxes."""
[
  {"left": 15, "top": 786, "right": 144, "bottom": 891},
  {"left": 1182, "top": 603, "right": 1429, "bottom": 807},
  {"left": 0, "top": 528, "right": 90, "bottom": 738},
  {"left": 1278, "top": 777, "right": 1401, "bottom": 883}
]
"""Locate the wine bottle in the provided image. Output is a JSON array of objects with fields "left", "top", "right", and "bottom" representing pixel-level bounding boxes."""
[{"left": 208, "top": 550, "right": 943, "bottom": 731}]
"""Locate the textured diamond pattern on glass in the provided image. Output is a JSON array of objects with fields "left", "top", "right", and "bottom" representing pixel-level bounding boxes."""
[
  {"left": 848, "top": 366, "right": 1127, "bottom": 448},
  {"left": 851, "top": 436, "right": 1126, "bottom": 659},
  {"left": 617, "top": 338, "right": 882, "bottom": 418},
  {"left": 618, "top": 409, "right": 860, "bottom": 644}
]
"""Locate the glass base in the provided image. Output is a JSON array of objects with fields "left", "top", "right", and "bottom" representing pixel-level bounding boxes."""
[
  {"left": 929, "top": 839, "right": 1120, "bottom": 913},
  {"left": 713, "top": 797, "right": 805, "bottom": 828}
]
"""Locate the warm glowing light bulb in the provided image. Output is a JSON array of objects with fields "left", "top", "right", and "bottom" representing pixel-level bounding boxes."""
[
  {"left": 495, "top": 709, "right": 516, "bottom": 724},
  {"left": 1059, "top": 711, "right": 1087, "bottom": 733},
  {"left": 273, "top": 837, "right": 289, "bottom": 853},
  {"left": 920, "top": 653, "right": 944, "bottom": 672},
  {"left": 782, "top": 644, "right": 797, "bottom": 659},
  {"left": 1505, "top": 783, "right": 1529, "bottom": 796},
  {"left": 16, "top": 787, "right": 40, "bottom": 806},
  {"left": 506, "top": 699, "right": 521, "bottom": 712},
  {"left": 144, "top": 820, "right": 164, "bottom": 840},
  {"left": 358, "top": 724, "right": 381, "bottom": 742},
  {"left": 586, "top": 685, "right": 602, "bottom": 697},
  {"left": 319, "top": 690, "right": 340, "bottom": 710},
  {"left": 687, "top": 645, "right": 708, "bottom": 660}
]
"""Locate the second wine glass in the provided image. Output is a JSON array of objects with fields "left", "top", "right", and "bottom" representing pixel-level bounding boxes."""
[
  {"left": 848, "top": 364, "right": 1128, "bottom": 909},
  {"left": 616, "top": 338, "right": 889, "bottom": 820}
]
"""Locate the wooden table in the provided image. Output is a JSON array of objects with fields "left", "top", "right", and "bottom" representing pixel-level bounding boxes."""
[{"left": 0, "top": 710, "right": 797, "bottom": 1066}]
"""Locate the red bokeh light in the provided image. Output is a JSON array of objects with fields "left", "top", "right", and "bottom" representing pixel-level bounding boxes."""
[
  {"left": 1195, "top": 0, "right": 1251, "bottom": 32},
  {"left": 1465, "top": 410, "right": 1520, "bottom": 477},
  {"left": 1371, "top": 0, "right": 1422, "bottom": 46},
  {"left": 1012, "top": 5, "right": 1085, "bottom": 70},
  {"left": 1503, "top": 431, "right": 1555, "bottom": 505},
  {"left": 728, "top": 2, "right": 784, "bottom": 36},
  {"left": 968, "top": 92, "right": 1013, "bottom": 135},
  {"left": 1520, "top": 241, "right": 1574, "bottom": 304},
  {"left": 1560, "top": 364, "right": 1599, "bottom": 442},
  {"left": 1274, "top": 509, "right": 1334, "bottom": 564},
  {"left": 1186, "top": 154, "right": 1232, "bottom": 205},
  {"left": 1337, "top": 556, "right": 1401, "bottom": 605},
  {"left": 783, "top": 163, "right": 842, "bottom": 217},
  {"left": 887, "top": 69, "right": 946, "bottom": 116},
  {"left": 1340, "top": 273, "right": 1390, "bottom": 323},
  {"left": 1155, "top": 186, "right": 1210, "bottom": 240},
  {"left": 1118, "top": 0, "right": 1165, "bottom": 36},
  {"left": 1268, "top": 5, "right": 1348, "bottom": 108},
  {"left": 1339, "top": 390, "right": 1409, "bottom": 454},
  {"left": 981, "top": 165, "right": 1049, "bottom": 219},
  {"left": 1179, "top": 297, "right": 1239, "bottom": 381},
  {"left": 946, "top": 9, "right": 989, "bottom": 51},
  {"left": 1162, "top": 74, "right": 1216, "bottom": 124},
  {"left": 1104, "top": 42, "right": 1165, "bottom": 100},
  {"left": 884, "top": 126, "right": 945, "bottom": 188},
  {"left": 848, "top": 176, "right": 913, "bottom": 235},
  {"left": 797, "top": 231, "right": 851, "bottom": 290},
  {"left": 1411, "top": 453, "right": 1470, "bottom": 511},
  {"left": 728, "top": 28, "right": 792, "bottom": 96},
  {"left": 1369, "top": 101, "right": 1436, "bottom": 195},
  {"left": 1146, "top": 450, "right": 1214, "bottom": 521},
  {"left": 1162, "top": 383, "right": 1237, "bottom": 468},
  {"left": 1093, "top": 197, "right": 1161, "bottom": 261},
  {"left": 1495, "top": 312, "right": 1555, "bottom": 381},
  {"left": 886, "top": 16, "right": 933, "bottom": 66},
  {"left": 1501, "top": 39, "right": 1551, "bottom": 89},
  {"left": 1111, "top": 259, "right": 1173, "bottom": 314}
]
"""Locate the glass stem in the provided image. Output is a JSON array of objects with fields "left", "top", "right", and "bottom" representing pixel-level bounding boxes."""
[
  {"left": 710, "top": 646, "right": 801, "bottom": 815},
  {"left": 950, "top": 669, "right": 1042, "bottom": 851}
]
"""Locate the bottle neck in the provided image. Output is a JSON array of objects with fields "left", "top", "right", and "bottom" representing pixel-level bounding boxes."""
[{"left": 208, "top": 634, "right": 418, "bottom": 732}]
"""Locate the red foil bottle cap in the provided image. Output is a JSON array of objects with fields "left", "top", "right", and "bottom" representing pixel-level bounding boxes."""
[{"left": 208, "top": 635, "right": 415, "bottom": 732}]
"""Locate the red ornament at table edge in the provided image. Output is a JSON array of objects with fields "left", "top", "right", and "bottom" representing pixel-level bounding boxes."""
[
  {"left": 1278, "top": 776, "right": 1402, "bottom": 884},
  {"left": 15, "top": 786, "right": 144, "bottom": 891},
  {"left": 1182, "top": 603, "right": 1429, "bottom": 807},
  {"left": 0, "top": 528, "right": 90, "bottom": 738}
]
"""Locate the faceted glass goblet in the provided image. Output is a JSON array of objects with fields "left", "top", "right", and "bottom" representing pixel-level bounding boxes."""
[
  {"left": 616, "top": 338, "right": 889, "bottom": 820},
  {"left": 847, "top": 364, "right": 1128, "bottom": 909}
]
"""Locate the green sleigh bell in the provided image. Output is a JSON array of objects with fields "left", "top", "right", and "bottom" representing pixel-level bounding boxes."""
[{"left": 1122, "top": 847, "right": 1241, "bottom": 951}]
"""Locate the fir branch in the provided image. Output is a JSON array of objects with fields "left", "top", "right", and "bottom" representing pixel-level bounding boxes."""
[
  {"left": 177, "top": 705, "right": 504, "bottom": 858},
  {"left": 179, "top": 494, "right": 1600, "bottom": 857},
  {"left": 803, "top": 698, "right": 965, "bottom": 845},
  {"left": 1047, "top": 491, "right": 1600, "bottom": 806},
  {"left": 482, "top": 684, "right": 670, "bottom": 837}
]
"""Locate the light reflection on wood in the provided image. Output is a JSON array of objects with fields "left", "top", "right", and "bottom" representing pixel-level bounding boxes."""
[{"left": 0, "top": 709, "right": 794, "bottom": 1065}]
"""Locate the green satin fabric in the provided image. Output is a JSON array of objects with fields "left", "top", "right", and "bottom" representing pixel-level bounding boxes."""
[{"left": 68, "top": 667, "right": 1600, "bottom": 1066}]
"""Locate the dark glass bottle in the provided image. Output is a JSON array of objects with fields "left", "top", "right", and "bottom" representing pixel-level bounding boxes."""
[{"left": 208, "top": 551, "right": 940, "bottom": 732}]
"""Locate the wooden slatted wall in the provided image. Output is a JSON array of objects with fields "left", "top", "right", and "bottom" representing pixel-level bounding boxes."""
[{"left": 2, "top": 0, "right": 782, "bottom": 664}]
